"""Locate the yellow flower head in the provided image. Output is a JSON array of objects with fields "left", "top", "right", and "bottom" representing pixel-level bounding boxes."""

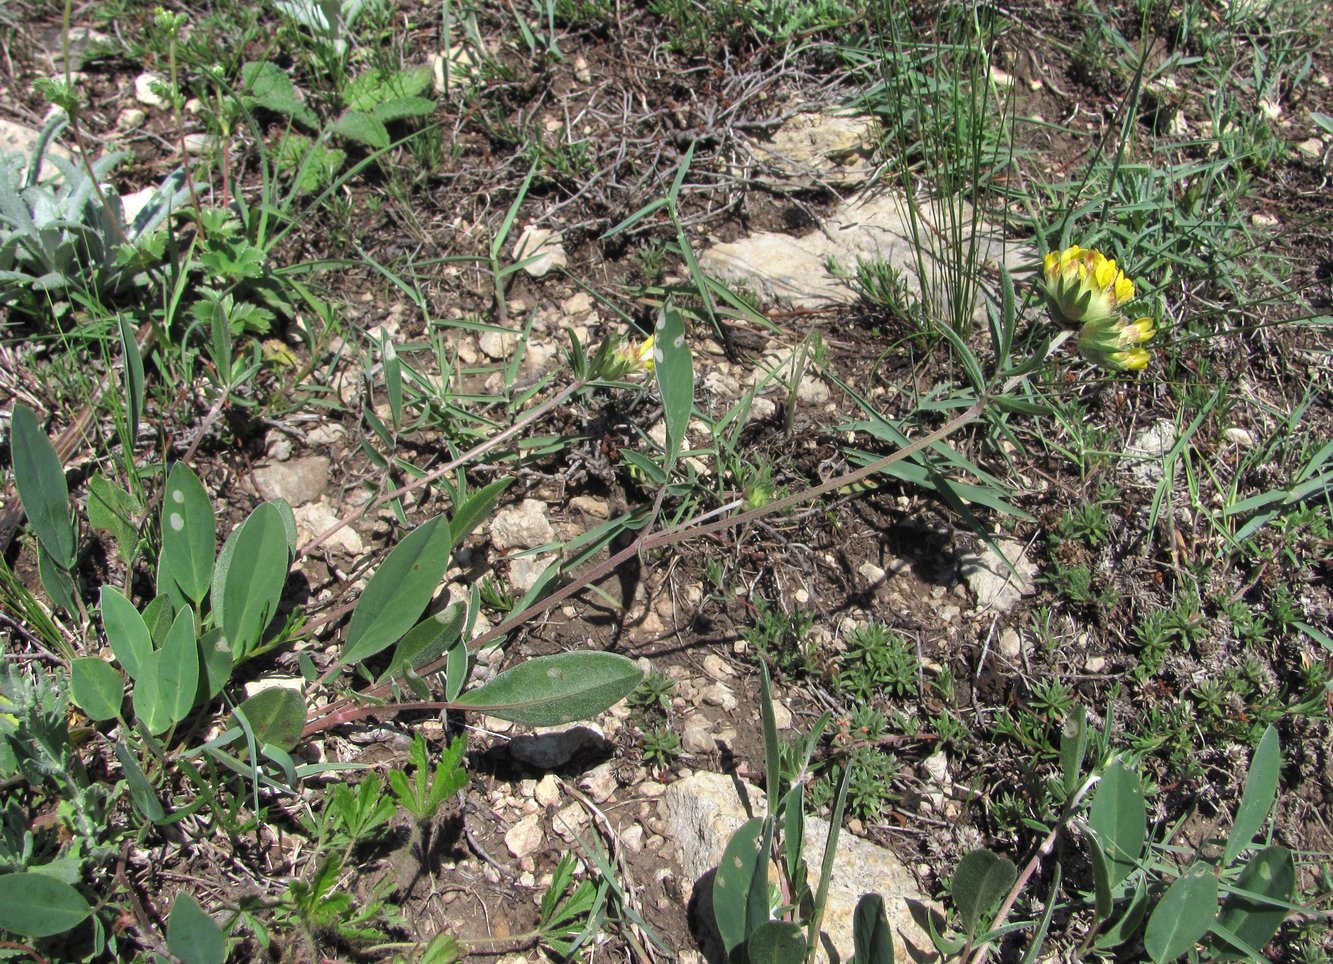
[
  {"left": 607, "top": 333, "right": 655, "bottom": 377},
  {"left": 1042, "top": 244, "right": 1137, "bottom": 328},
  {"left": 1077, "top": 315, "right": 1156, "bottom": 372}
]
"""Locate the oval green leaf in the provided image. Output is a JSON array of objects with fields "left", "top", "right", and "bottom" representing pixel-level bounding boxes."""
[
  {"left": 748, "top": 920, "right": 807, "bottom": 964},
  {"left": 951, "top": 848, "right": 1017, "bottom": 937},
  {"left": 454, "top": 651, "right": 643, "bottom": 727},
  {"left": 0, "top": 872, "right": 92, "bottom": 937},
  {"left": 1089, "top": 759, "right": 1146, "bottom": 887},
  {"left": 70, "top": 657, "right": 123, "bottom": 722},
  {"left": 713, "top": 817, "right": 764, "bottom": 955},
  {"left": 88, "top": 473, "right": 143, "bottom": 564},
  {"left": 1214, "top": 845, "right": 1294, "bottom": 956},
  {"left": 158, "top": 607, "right": 200, "bottom": 728},
  {"left": 100, "top": 586, "right": 152, "bottom": 681},
  {"left": 216, "top": 501, "right": 291, "bottom": 658},
  {"left": 10, "top": 403, "right": 75, "bottom": 567},
  {"left": 342, "top": 515, "right": 453, "bottom": 666},
  {"left": 160, "top": 463, "right": 217, "bottom": 605},
  {"left": 853, "top": 893, "right": 896, "bottom": 964},
  {"left": 381, "top": 603, "right": 466, "bottom": 683},
  {"left": 168, "top": 892, "right": 226, "bottom": 964},
  {"left": 1144, "top": 866, "right": 1218, "bottom": 963},
  {"left": 233, "top": 687, "right": 305, "bottom": 752}
]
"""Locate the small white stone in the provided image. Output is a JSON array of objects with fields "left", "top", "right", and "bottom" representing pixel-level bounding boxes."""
[
  {"left": 1224, "top": 427, "right": 1257, "bottom": 447},
  {"left": 573, "top": 55, "right": 591, "bottom": 84},
  {"left": 134, "top": 71, "right": 169, "bottom": 108},
  {"left": 998, "top": 627, "right": 1023, "bottom": 659},
  {"left": 1296, "top": 137, "right": 1325, "bottom": 159},
  {"left": 116, "top": 108, "right": 147, "bottom": 130},
  {"left": 859, "top": 561, "right": 887, "bottom": 585},
  {"left": 921, "top": 751, "right": 950, "bottom": 785},
  {"left": 512, "top": 226, "right": 567, "bottom": 278},
  {"left": 1250, "top": 212, "right": 1280, "bottom": 228},
  {"left": 534, "top": 774, "right": 560, "bottom": 808},
  {"left": 702, "top": 653, "right": 732, "bottom": 679},
  {"left": 505, "top": 813, "right": 543, "bottom": 858},
  {"left": 552, "top": 801, "right": 590, "bottom": 840},
  {"left": 1084, "top": 656, "right": 1107, "bottom": 674}
]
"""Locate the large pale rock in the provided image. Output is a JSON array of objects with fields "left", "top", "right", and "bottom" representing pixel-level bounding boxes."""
[
  {"left": 700, "top": 191, "right": 1027, "bottom": 324},
  {"left": 0, "top": 119, "right": 75, "bottom": 182},
  {"left": 252, "top": 455, "right": 330, "bottom": 507},
  {"left": 662, "top": 772, "right": 934, "bottom": 964},
  {"left": 750, "top": 111, "right": 877, "bottom": 186},
  {"left": 960, "top": 536, "right": 1037, "bottom": 614}
]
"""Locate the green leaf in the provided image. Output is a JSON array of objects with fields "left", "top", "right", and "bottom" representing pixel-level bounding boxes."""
[
  {"left": 160, "top": 463, "right": 217, "bottom": 605},
  {"left": 1144, "top": 866, "right": 1218, "bottom": 963},
  {"left": 197, "top": 628, "right": 233, "bottom": 702},
  {"left": 168, "top": 892, "right": 226, "bottom": 964},
  {"left": 713, "top": 817, "right": 764, "bottom": 954},
  {"left": 88, "top": 474, "right": 143, "bottom": 563},
  {"left": 70, "top": 657, "right": 123, "bottom": 722},
  {"left": 1214, "top": 846, "right": 1294, "bottom": 957},
  {"left": 114, "top": 739, "right": 166, "bottom": 822},
  {"left": 450, "top": 478, "right": 513, "bottom": 548},
  {"left": 951, "top": 849, "right": 1016, "bottom": 938},
  {"left": 748, "top": 920, "right": 807, "bottom": 964},
  {"left": 371, "top": 96, "right": 437, "bottom": 123},
  {"left": 381, "top": 604, "right": 466, "bottom": 683},
  {"left": 853, "top": 894, "right": 895, "bottom": 964},
  {"left": 233, "top": 687, "right": 305, "bottom": 751},
  {"left": 1084, "top": 826, "right": 1115, "bottom": 923},
  {"left": 158, "top": 607, "right": 200, "bottom": 726},
  {"left": 216, "top": 501, "right": 290, "bottom": 658},
  {"left": 118, "top": 313, "right": 144, "bottom": 445},
  {"left": 342, "top": 515, "right": 453, "bottom": 666},
  {"left": 653, "top": 306, "right": 693, "bottom": 473},
  {"left": 37, "top": 544, "right": 77, "bottom": 612},
  {"left": 1096, "top": 876, "right": 1149, "bottom": 950},
  {"left": 0, "top": 872, "right": 92, "bottom": 937},
  {"left": 344, "top": 66, "right": 433, "bottom": 110},
  {"left": 135, "top": 609, "right": 199, "bottom": 735},
  {"left": 330, "top": 110, "right": 390, "bottom": 149},
  {"left": 101, "top": 586, "right": 152, "bottom": 680},
  {"left": 10, "top": 403, "right": 74, "bottom": 567},
  {"left": 455, "top": 652, "right": 643, "bottom": 726},
  {"left": 1089, "top": 759, "right": 1146, "bottom": 887},
  {"left": 1223, "top": 725, "right": 1279, "bottom": 866},
  {"left": 241, "top": 61, "right": 318, "bottom": 127}
]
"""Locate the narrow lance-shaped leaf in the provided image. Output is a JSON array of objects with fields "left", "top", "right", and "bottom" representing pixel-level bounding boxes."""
[
  {"left": 10, "top": 403, "right": 75, "bottom": 567},
  {"left": 653, "top": 306, "right": 693, "bottom": 474},
  {"left": 1223, "top": 725, "right": 1280, "bottom": 866}
]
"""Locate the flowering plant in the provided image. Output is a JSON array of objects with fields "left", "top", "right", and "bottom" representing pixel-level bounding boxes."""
[{"left": 1042, "top": 244, "right": 1155, "bottom": 371}]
